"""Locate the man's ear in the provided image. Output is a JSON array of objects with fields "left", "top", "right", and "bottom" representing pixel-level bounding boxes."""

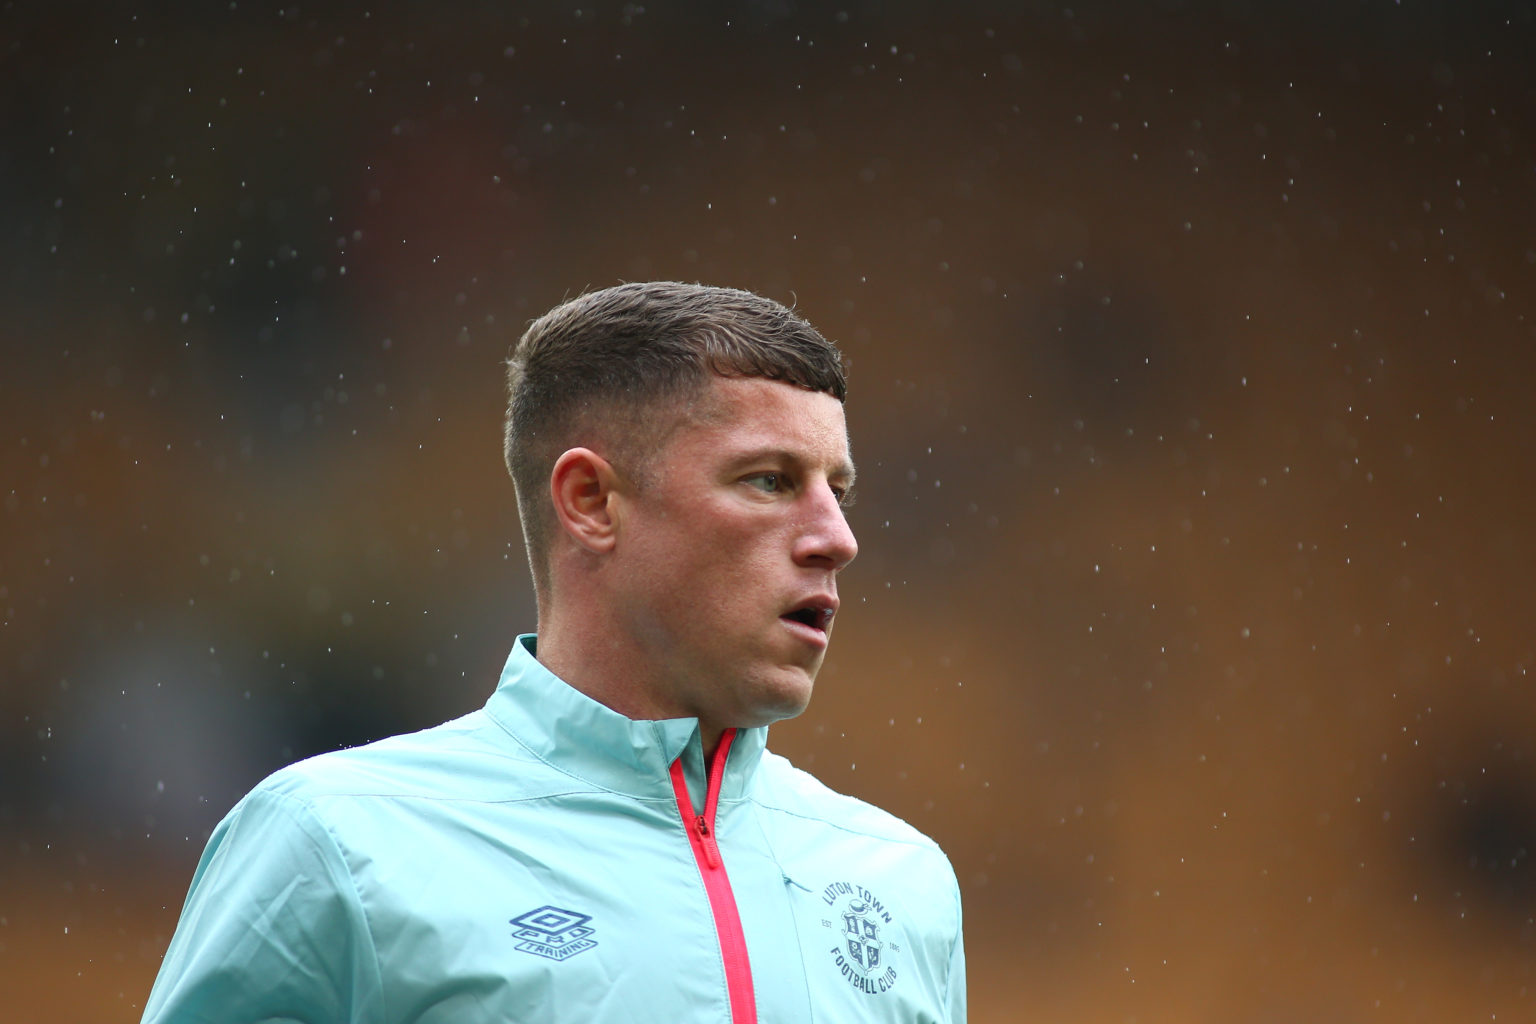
[{"left": 549, "top": 447, "right": 621, "bottom": 553}]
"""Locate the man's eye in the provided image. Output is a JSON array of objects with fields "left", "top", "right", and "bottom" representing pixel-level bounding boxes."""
[{"left": 744, "top": 473, "right": 784, "bottom": 493}]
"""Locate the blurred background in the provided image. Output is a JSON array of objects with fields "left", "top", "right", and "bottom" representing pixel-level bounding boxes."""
[{"left": 4, "top": 1, "right": 1535, "bottom": 1020}]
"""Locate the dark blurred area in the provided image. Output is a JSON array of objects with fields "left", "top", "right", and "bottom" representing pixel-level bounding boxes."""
[{"left": 4, "top": 1, "right": 1536, "bottom": 1019}]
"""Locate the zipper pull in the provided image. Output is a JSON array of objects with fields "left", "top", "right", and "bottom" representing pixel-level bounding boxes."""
[{"left": 697, "top": 815, "right": 720, "bottom": 869}]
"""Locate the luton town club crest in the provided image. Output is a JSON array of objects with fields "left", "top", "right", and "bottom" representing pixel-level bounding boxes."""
[
  {"left": 510, "top": 905, "right": 598, "bottom": 961},
  {"left": 819, "top": 881, "right": 900, "bottom": 995}
]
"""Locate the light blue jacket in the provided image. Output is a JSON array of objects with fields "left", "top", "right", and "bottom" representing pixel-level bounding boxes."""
[{"left": 143, "top": 636, "right": 966, "bottom": 1022}]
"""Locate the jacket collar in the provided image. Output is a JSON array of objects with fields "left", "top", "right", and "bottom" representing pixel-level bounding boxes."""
[{"left": 483, "top": 635, "right": 768, "bottom": 803}]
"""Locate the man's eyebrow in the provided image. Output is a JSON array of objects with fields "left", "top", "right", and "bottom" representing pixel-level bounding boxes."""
[{"left": 825, "top": 458, "right": 857, "bottom": 494}]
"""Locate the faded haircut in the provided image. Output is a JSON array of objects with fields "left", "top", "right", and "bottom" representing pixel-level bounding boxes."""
[{"left": 504, "top": 281, "right": 847, "bottom": 593}]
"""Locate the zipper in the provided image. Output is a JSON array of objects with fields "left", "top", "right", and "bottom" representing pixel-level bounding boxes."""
[{"left": 670, "top": 728, "right": 756, "bottom": 1024}]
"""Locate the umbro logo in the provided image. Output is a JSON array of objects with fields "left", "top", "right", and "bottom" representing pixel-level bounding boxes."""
[{"left": 510, "top": 905, "right": 599, "bottom": 961}]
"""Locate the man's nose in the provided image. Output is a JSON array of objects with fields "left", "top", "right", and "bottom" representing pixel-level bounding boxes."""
[{"left": 794, "top": 483, "right": 858, "bottom": 570}]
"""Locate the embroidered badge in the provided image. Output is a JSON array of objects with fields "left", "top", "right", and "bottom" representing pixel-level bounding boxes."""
[
  {"left": 819, "top": 881, "right": 900, "bottom": 994},
  {"left": 510, "top": 905, "right": 598, "bottom": 961}
]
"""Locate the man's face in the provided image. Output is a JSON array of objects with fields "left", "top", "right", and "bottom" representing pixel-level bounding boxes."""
[{"left": 608, "top": 375, "right": 858, "bottom": 735}]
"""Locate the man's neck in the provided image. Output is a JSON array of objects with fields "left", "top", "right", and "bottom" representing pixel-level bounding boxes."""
[{"left": 535, "top": 615, "right": 728, "bottom": 763}]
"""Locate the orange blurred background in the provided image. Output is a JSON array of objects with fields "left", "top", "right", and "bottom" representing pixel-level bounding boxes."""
[{"left": 4, "top": 3, "right": 1535, "bottom": 1020}]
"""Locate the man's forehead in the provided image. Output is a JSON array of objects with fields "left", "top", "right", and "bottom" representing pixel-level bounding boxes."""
[
  {"left": 683, "top": 376, "right": 852, "bottom": 464},
  {"left": 690, "top": 374, "right": 845, "bottom": 422}
]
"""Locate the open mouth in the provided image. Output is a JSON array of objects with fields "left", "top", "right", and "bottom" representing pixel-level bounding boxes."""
[{"left": 782, "top": 604, "right": 834, "bottom": 632}]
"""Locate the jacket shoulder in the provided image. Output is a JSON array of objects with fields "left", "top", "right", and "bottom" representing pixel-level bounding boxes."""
[
  {"left": 752, "top": 750, "right": 948, "bottom": 857},
  {"left": 253, "top": 708, "right": 555, "bottom": 806}
]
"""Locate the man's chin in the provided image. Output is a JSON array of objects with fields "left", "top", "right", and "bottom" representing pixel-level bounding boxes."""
[{"left": 753, "top": 675, "right": 817, "bottom": 725}]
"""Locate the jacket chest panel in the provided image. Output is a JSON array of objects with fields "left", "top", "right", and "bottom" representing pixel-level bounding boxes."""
[
  {"left": 716, "top": 804, "right": 947, "bottom": 1024},
  {"left": 784, "top": 874, "right": 940, "bottom": 1021},
  {"left": 343, "top": 797, "right": 735, "bottom": 1023}
]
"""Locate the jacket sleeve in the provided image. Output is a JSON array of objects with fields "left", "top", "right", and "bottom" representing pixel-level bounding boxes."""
[
  {"left": 141, "top": 786, "right": 383, "bottom": 1024},
  {"left": 945, "top": 870, "right": 967, "bottom": 1024}
]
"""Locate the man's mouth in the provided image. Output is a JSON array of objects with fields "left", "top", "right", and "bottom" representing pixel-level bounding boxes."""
[{"left": 781, "top": 601, "right": 836, "bottom": 633}]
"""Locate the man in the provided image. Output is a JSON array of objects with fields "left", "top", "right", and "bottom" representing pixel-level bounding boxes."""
[{"left": 143, "top": 282, "right": 966, "bottom": 1022}]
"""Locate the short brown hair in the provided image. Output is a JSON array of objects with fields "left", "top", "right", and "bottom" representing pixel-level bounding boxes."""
[{"left": 504, "top": 281, "right": 847, "bottom": 590}]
